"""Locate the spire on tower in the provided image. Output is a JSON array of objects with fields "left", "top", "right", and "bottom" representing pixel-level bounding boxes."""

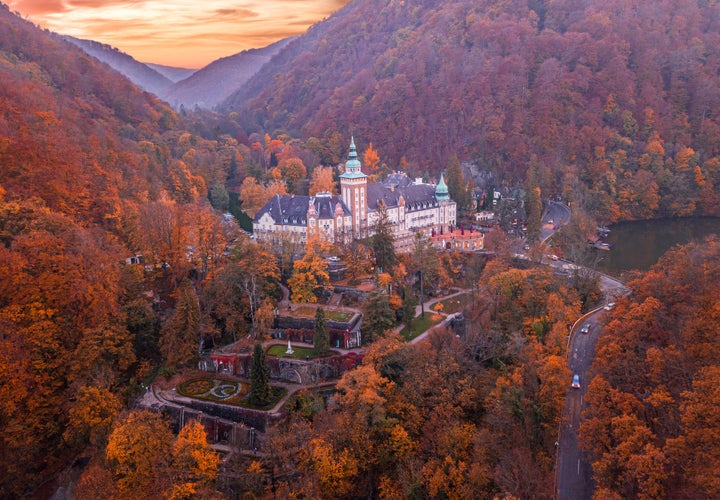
[
  {"left": 341, "top": 136, "right": 364, "bottom": 178},
  {"left": 435, "top": 173, "right": 450, "bottom": 201}
]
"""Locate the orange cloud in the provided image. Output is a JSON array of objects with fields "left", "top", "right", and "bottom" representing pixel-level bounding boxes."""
[{"left": 6, "top": 0, "right": 351, "bottom": 68}]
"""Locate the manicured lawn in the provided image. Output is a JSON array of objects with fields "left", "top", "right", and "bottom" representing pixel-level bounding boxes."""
[
  {"left": 400, "top": 313, "right": 444, "bottom": 341},
  {"left": 291, "top": 305, "right": 354, "bottom": 322},
  {"left": 436, "top": 293, "right": 471, "bottom": 314},
  {"left": 266, "top": 344, "right": 338, "bottom": 359},
  {"left": 326, "top": 310, "right": 355, "bottom": 322}
]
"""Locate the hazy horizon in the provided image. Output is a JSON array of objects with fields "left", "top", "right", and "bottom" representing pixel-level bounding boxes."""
[{"left": 6, "top": 0, "right": 350, "bottom": 68}]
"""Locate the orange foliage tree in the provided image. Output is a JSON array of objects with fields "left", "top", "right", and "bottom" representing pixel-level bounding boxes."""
[{"left": 580, "top": 237, "right": 720, "bottom": 498}]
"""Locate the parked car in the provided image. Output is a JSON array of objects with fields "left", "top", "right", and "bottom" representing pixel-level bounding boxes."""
[
  {"left": 580, "top": 323, "right": 591, "bottom": 334},
  {"left": 326, "top": 256, "right": 340, "bottom": 262},
  {"left": 572, "top": 374, "right": 581, "bottom": 389},
  {"left": 604, "top": 302, "right": 616, "bottom": 311}
]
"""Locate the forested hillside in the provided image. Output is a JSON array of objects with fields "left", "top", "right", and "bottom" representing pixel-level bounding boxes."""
[
  {"left": 226, "top": 0, "right": 720, "bottom": 222},
  {"left": 159, "top": 37, "right": 294, "bottom": 110},
  {"left": 580, "top": 237, "right": 720, "bottom": 498},
  {"left": 0, "top": 5, "right": 249, "bottom": 495},
  {"left": 63, "top": 36, "right": 173, "bottom": 95},
  {"left": 259, "top": 259, "right": 582, "bottom": 498}
]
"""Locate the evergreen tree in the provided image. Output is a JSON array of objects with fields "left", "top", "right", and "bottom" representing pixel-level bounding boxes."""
[
  {"left": 410, "top": 232, "right": 440, "bottom": 310},
  {"left": 159, "top": 278, "right": 199, "bottom": 368},
  {"left": 401, "top": 285, "right": 417, "bottom": 328},
  {"left": 524, "top": 161, "right": 544, "bottom": 244},
  {"left": 229, "top": 152, "right": 238, "bottom": 179},
  {"left": 249, "top": 343, "right": 270, "bottom": 406},
  {"left": 209, "top": 181, "right": 230, "bottom": 211},
  {"left": 372, "top": 203, "right": 397, "bottom": 274},
  {"left": 314, "top": 307, "right": 330, "bottom": 356},
  {"left": 360, "top": 289, "right": 395, "bottom": 344},
  {"left": 446, "top": 155, "right": 466, "bottom": 209}
]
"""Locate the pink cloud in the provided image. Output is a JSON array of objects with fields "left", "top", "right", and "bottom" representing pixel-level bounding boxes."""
[{"left": 6, "top": 0, "right": 352, "bottom": 67}]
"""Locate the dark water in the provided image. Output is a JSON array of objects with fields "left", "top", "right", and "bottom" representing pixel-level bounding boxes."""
[{"left": 595, "top": 217, "right": 720, "bottom": 277}]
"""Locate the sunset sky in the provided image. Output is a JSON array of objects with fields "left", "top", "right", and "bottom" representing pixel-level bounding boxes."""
[{"left": 6, "top": 0, "right": 350, "bottom": 68}]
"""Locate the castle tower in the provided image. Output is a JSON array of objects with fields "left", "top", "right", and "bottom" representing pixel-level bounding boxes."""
[
  {"left": 307, "top": 196, "right": 318, "bottom": 238},
  {"left": 435, "top": 174, "right": 452, "bottom": 233},
  {"left": 339, "top": 137, "right": 368, "bottom": 237}
]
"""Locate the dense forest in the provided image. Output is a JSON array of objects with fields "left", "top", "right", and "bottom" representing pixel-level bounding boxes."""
[
  {"left": 256, "top": 257, "right": 583, "bottom": 499},
  {"left": 580, "top": 237, "right": 720, "bottom": 499},
  {"left": 0, "top": 4, "right": 252, "bottom": 495},
  {"left": 227, "top": 0, "right": 720, "bottom": 222},
  {"left": 2, "top": 0, "right": 720, "bottom": 497}
]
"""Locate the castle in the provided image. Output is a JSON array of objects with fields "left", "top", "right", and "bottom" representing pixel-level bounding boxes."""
[{"left": 253, "top": 138, "right": 458, "bottom": 253}]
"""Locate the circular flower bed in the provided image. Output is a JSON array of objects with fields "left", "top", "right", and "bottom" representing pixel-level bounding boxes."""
[
  {"left": 178, "top": 378, "right": 214, "bottom": 396},
  {"left": 177, "top": 378, "right": 246, "bottom": 402},
  {"left": 175, "top": 377, "right": 283, "bottom": 409},
  {"left": 209, "top": 384, "right": 240, "bottom": 400}
]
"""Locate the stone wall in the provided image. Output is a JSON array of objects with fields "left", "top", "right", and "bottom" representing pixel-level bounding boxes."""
[
  {"left": 276, "top": 312, "right": 360, "bottom": 332},
  {"left": 157, "top": 397, "right": 280, "bottom": 432},
  {"left": 332, "top": 285, "right": 369, "bottom": 303},
  {"left": 266, "top": 352, "right": 363, "bottom": 384},
  {"left": 137, "top": 399, "right": 267, "bottom": 448}
]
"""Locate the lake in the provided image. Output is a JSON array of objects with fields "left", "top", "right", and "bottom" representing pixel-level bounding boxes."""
[{"left": 595, "top": 217, "right": 720, "bottom": 277}]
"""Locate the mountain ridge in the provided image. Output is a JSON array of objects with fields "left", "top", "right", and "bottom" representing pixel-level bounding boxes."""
[
  {"left": 221, "top": 0, "right": 720, "bottom": 215},
  {"left": 159, "top": 36, "right": 294, "bottom": 110},
  {"left": 145, "top": 62, "right": 196, "bottom": 83},
  {"left": 63, "top": 35, "right": 173, "bottom": 94}
]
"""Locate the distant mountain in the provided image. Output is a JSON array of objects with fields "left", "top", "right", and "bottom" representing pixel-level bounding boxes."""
[
  {"left": 159, "top": 37, "right": 294, "bottom": 110},
  {"left": 63, "top": 35, "right": 173, "bottom": 94},
  {"left": 145, "top": 62, "right": 196, "bottom": 83},
  {"left": 223, "top": 0, "right": 720, "bottom": 200}
]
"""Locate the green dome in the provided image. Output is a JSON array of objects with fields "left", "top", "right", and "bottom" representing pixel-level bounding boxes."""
[
  {"left": 435, "top": 173, "right": 449, "bottom": 200},
  {"left": 340, "top": 136, "right": 366, "bottom": 179}
]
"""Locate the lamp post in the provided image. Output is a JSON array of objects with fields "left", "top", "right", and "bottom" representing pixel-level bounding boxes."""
[
  {"left": 553, "top": 440, "right": 560, "bottom": 499},
  {"left": 412, "top": 228, "right": 426, "bottom": 319},
  {"left": 419, "top": 268, "right": 425, "bottom": 318}
]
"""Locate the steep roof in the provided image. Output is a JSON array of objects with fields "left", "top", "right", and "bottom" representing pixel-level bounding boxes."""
[
  {"left": 254, "top": 193, "right": 350, "bottom": 226},
  {"left": 435, "top": 174, "right": 449, "bottom": 200},
  {"left": 367, "top": 183, "right": 439, "bottom": 212}
]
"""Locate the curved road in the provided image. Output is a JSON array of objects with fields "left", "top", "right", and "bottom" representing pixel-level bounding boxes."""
[
  {"left": 555, "top": 279, "right": 629, "bottom": 498},
  {"left": 542, "top": 201, "right": 571, "bottom": 242},
  {"left": 539, "top": 200, "right": 630, "bottom": 498},
  {"left": 556, "top": 307, "right": 606, "bottom": 499}
]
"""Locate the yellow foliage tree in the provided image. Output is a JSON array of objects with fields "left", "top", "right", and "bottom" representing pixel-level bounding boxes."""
[
  {"left": 279, "top": 157, "right": 307, "bottom": 194},
  {"left": 309, "top": 438, "right": 359, "bottom": 497},
  {"left": 64, "top": 385, "right": 122, "bottom": 447},
  {"left": 364, "top": 143, "right": 380, "bottom": 174},
  {"left": 238, "top": 176, "right": 266, "bottom": 217},
  {"left": 288, "top": 245, "right": 329, "bottom": 303},
  {"left": 106, "top": 410, "right": 173, "bottom": 498},
  {"left": 171, "top": 420, "right": 220, "bottom": 493},
  {"left": 309, "top": 166, "right": 337, "bottom": 195}
]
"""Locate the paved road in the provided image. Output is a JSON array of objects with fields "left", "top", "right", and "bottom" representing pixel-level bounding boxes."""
[
  {"left": 542, "top": 201, "right": 571, "bottom": 242},
  {"left": 557, "top": 308, "right": 606, "bottom": 499},
  {"left": 539, "top": 200, "right": 632, "bottom": 499}
]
